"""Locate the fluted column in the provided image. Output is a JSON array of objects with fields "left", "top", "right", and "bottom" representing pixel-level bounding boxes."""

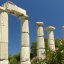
[
  {"left": 36, "top": 22, "right": 46, "bottom": 60},
  {"left": 46, "top": 26, "right": 55, "bottom": 52},
  {"left": 19, "top": 16, "right": 31, "bottom": 64},
  {"left": 0, "top": 12, "right": 8, "bottom": 64}
]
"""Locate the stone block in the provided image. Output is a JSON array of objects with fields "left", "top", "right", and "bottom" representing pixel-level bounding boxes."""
[
  {"left": 3, "top": 2, "right": 26, "bottom": 16},
  {"left": 0, "top": 43, "right": 8, "bottom": 60},
  {"left": 49, "top": 44, "right": 55, "bottom": 51},
  {"left": 37, "top": 26, "right": 44, "bottom": 37},
  {"left": 21, "top": 33, "right": 29, "bottom": 47},
  {"left": 21, "top": 61, "right": 31, "bottom": 64},
  {"left": 48, "top": 31, "right": 54, "bottom": 39},
  {"left": 37, "top": 49, "right": 46, "bottom": 60},
  {"left": 21, "top": 20, "right": 29, "bottom": 33},
  {"left": 0, "top": 60, "right": 8, "bottom": 64},
  {"left": 37, "top": 37, "right": 45, "bottom": 49},
  {"left": 20, "top": 47, "right": 30, "bottom": 62},
  {"left": 48, "top": 39, "right": 55, "bottom": 45},
  {"left": 0, "top": 6, "right": 5, "bottom": 12}
]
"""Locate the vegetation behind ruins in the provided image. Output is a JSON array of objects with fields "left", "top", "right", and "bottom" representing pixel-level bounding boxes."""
[{"left": 8, "top": 39, "right": 64, "bottom": 64}]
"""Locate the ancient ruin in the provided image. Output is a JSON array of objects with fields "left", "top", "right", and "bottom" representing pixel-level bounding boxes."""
[
  {"left": 46, "top": 26, "right": 56, "bottom": 52},
  {"left": 0, "top": 1, "right": 64, "bottom": 64},
  {"left": 36, "top": 22, "right": 46, "bottom": 60},
  {"left": 0, "top": 1, "right": 31, "bottom": 64}
]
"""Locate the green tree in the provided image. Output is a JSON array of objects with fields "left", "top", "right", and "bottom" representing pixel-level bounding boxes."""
[
  {"left": 30, "top": 42, "right": 37, "bottom": 59},
  {"left": 9, "top": 39, "right": 64, "bottom": 64}
]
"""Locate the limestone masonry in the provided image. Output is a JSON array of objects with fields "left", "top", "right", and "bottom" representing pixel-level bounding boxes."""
[
  {"left": 0, "top": 1, "right": 64, "bottom": 64},
  {"left": 0, "top": 1, "right": 31, "bottom": 64}
]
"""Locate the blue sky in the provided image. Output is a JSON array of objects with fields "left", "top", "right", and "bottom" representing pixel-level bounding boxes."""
[{"left": 0, "top": 0, "right": 64, "bottom": 55}]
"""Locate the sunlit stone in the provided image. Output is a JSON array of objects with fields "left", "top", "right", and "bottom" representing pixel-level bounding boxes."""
[
  {"left": 36, "top": 22, "right": 46, "bottom": 60},
  {"left": 46, "top": 26, "right": 56, "bottom": 52}
]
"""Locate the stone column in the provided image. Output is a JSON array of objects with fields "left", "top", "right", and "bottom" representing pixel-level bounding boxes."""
[
  {"left": 19, "top": 16, "right": 31, "bottom": 64},
  {"left": 62, "top": 26, "right": 64, "bottom": 40},
  {"left": 36, "top": 22, "right": 46, "bottom": 60},
  {"left": 46, "top": 26, "right": 55, "bottom": 52},
  {"left": 61, "top": 26, "right": 64, "bottom": 44},
  {"left": 0, "top": 12, "right": 8, "bottom": 64}
]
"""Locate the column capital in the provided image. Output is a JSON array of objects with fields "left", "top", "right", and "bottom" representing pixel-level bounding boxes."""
[
  {"left": 0, "top": 6, "right": 5, "bottom": 12},
  {"left": 62, "top": 26, "right": 64, "bottom": 30},
  {"left": 36, "top": 22, "right": 44, "bottom": 26},
  {"left": 18, "top": 15, "right": 29, "bottom": 20},
  {"left": 46, "top": 26, "right": 55, "bottom": 31}
]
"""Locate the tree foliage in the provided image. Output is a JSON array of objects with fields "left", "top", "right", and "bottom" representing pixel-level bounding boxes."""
[{"left": 9, "top": 39, "right": 64, "bottom": 64}]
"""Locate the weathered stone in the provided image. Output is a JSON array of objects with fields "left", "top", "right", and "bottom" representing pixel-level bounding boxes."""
[
  {"left": 0, "top": 60, "right": 8, "bottom": 64},
  {"left": 46, "top": 26, "right": 55, "bottom": 52},
  {"left": 37, "top": 37, "right": 45, "bottom": 49},
  {"left": 0, "top": 43, "right": 8, "bottom": 60},
  {"left": 20, "top": 19, "right": 29, "bottom": 33},
  {"left": 0, "top": 1, "right": 31, "bottom": 64},
  {"left": 36, "top": 22, "right": 46, "bottom": 60},
  {"left": 36, "top": 22, "right": 44, "bottom": 37},
  {"left": 0, "top": 6, "right": 5, "bottom": 12},
  {"left": 20, "top": 18, "right": 31, "bottom": 64},
  {"left": 20, "top": 47, "right": 30, "bottom": 62},
  {"left": 62, "top": 26, "right": 64, "bottom": 40},
  {"left": 21, "top": 61, "right": 31, "bottom": 64},
  {"left": 0, "top": 12, "right": 8, "bottom": 64},
  {"left": 3, "top": 1, "right": 26, "bottom": 16},
  {"left": 37, "top": 49, "right": 46, "bottom": 60},
  {"left": 21, "top": 33, "right": 29, "bottom": 47}
]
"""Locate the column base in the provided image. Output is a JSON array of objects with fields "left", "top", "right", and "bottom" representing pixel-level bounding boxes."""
[
  {"left": 0, "top": 60, "right": 8, "bottom": 64},
  {"left": 21, "top": 61, "right": 31, "bottom": 64}
]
